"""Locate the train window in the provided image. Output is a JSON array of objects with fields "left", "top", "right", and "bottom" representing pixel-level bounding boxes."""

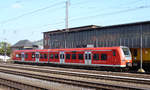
[
  {"left": 32, "top": 53, "right": 35, "bottom": 58},
  {"left": 21, "top": 54, "right": 24, "bottom": 58},
  {"left": 62, "top": 54, "right": 64, "bottom": 59},
  {"left": 113, "top": 50, "right": 116, "bottom": 56},
  {"left": 60, "top": 54, "right": 62, "bottom": 59},
  {"left": 25, "top": 54, "right": 28, "bottom": 58},
  {"left": 122, "top": 48, "right": 130, "bottom": 56},
  {"left": 40, "top": 54, "right": 43, "bottom": 59},
  {"left": 93, "top": 54, "right": 99, "bottom": 60},
  {"left": 16, "top": 54, "right": 19, "bottom": 58},
  {"left": 72, "top": 54, "right": 76, "bottom": 59},
  {"left": 85, "top": 54, "right": 88, "bottom": 59},
  {"left": 44, "top": 54, "right": 47, "bottom": 59},
  {"left": 55, "top": 54, "right": 59, "bottom": 59},
  {"left": 35, "top": 54, "right": 39, "bottom": 58},
  {"left": 66, "top": 54, "right": 70, "bottom": 59},
  {"left": 19, "top": 54, "right": 21, "bottom": 58},
  {"left": 85, "top": 54, "right": 91, "bottom": 60},
  {"left": 89, "top": 54, "right": 91, "bottom": 60},
  {"left": 16, "top": 54, "right": 21, "bottom": 58},
  {"left": 133, "top": 49, "right": 137, "bottom": 56},
  {"left": 101, "top": 54, "right": 107, "bottom": 60},
  {"left": 78, "top": 54, "right": 83, "bottom": 60},
  {"left": 60, "top": 54, "right": 64, "bottom": 59},
  {"left": 50, "top": 54, "right": 54, "bottom": 59}
]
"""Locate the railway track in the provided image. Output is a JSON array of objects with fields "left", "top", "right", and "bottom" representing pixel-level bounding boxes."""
[
  {"left": 1, "top": 63, "right": 150, "bottom": 84},
  {"left": 0, "top": 76, "right": 47, "bottom": 90},
  {"left": 0, "top": 63, "right": 150, "bottom": 89}
]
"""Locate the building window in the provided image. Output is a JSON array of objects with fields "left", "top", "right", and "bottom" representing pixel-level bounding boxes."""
[
  {"left": 78, "top": 54, "right": 83, "bottom": 60},
  {"left": 101, "top": 54, "right": 107, "bottom": 60},
  {"left": 93, "top": 54, "right": 99, "bottom": 60},
  {"left": 66, "top": 54, "right": 70, "bottom": 59},
  {"left": 45, "top": 39, "right": 47, "bottom": 45},
  {"left": 72, "top": 54, "right": 76, "bottom": 59}
]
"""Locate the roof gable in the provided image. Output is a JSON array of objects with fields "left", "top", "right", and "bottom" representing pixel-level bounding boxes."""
[{"left": 12, "top": 40, "right": 34, "bottom": 47}]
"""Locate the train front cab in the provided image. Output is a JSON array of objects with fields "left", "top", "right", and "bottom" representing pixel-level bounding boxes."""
[
  {"left": 120, "top": 47, "right": 132, "bottom": 68},
  {"left": 12, "top": 50, "right": 22, "bottom": 62}
]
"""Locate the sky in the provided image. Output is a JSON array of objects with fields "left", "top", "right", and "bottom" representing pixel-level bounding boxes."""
[{"left": 0, "top": 0, "right": 150, "bottom": 45}]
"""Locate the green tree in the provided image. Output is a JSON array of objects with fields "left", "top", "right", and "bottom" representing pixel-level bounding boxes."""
[{"left": 0, "top": 42, "right": 11, "bottom": 56}]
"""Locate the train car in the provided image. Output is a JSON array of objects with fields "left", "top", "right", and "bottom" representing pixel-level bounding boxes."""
[
  {"left": 130, "top": 48, "right": 150, "bottom": 70},
  {"left": 12, "top": 50, "right": 37, "bottom": 63},
  {"left": 12, "top": 46, "right": 132, "bottom": 69}
]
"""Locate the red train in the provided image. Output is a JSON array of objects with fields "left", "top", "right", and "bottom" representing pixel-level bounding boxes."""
[{"left": 12, "top": 46, "right": 132, "bottom": 69}]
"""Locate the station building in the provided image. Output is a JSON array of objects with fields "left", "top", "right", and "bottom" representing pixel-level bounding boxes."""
[{"left": 43, "top": 21, "right": 150, "bottom": 66}]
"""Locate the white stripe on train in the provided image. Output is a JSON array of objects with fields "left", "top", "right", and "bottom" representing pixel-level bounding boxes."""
[{"left": 13, "top": 60, "right": 126, "bottom": 67}]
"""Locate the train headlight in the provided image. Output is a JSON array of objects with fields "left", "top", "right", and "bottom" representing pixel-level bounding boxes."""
[{"left": 127, "top": 62, "right": 132, "bottom": 67}]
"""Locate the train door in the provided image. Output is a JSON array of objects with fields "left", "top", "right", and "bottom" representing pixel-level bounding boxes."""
[
  {"left": 35, "top": 52, "right": 39, "bottom": 62},
  {"left": 60, "top": 52, "right": 65, "bottom": 64},
  {"left": 32, "top": 52, "right": 35, "bottom": 61},
  {"left": 85, "top": 51, "right": 92, "bottom": 65},
  {"left": 21, "top": 52, "right": 25, "bottom": 62},
  {"left": 112, "top": 50, "right": 117, "bottom": 64}
]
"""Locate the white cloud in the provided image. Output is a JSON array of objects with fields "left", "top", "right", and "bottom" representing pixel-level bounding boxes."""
[{"left": 12, "top": 3, "right": 22, "bottom": 8}]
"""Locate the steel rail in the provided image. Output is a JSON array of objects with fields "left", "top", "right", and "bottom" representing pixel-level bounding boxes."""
[
  {"left": 0, "top": 68, "right": 143, "bottom": 90},
  {"left": 0, "top": 64, "right": 150, "bottom": 85},
  {"left": 0, "top": 77, "right": 47, "bottom": 90}
]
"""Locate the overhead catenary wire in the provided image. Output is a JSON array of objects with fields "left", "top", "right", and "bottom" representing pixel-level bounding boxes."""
[
  {"left": 69, "top": 5, "right": 150, "bottom": 23},
  {"left": 0, "top": 1, "right": 65, "bottom": 39},
  {"left": 69, "top": 0, "right": 145, "bottom": 19},
  {"left": 51, "top": 5, "right": 150, "bottom": 29},
  {"left": 0, "top": 1, "right": 65, "bottom": 43},
  {"left": 1, "top": 0, "right": 140, "bottom": 25},
  {"left": 12, "top": 4, "right": 150, "bottom": 33},
  {"left": 1, "top": 0, "right": 150, "bottom": 44},
  {"left": 68, "top": 0, "right": 144, "bottom": 22},
  {"left": 0, "top": 1, "right": 64, "bottom": 24},
  {"left": 12, "top": 5, "right": 150, "bottom": 35},
  {"left": 1, "top": 0, "right": 146, "bottom": 28}
]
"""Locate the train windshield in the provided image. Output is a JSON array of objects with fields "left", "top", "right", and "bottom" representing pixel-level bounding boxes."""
[{"left": 122, "top": 48, "right": 131, "bottom": 56}]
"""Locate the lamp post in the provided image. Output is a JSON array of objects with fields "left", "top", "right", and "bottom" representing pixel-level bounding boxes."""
[{"left": 138, "top": 24, "right": 145, "bottom": 73}]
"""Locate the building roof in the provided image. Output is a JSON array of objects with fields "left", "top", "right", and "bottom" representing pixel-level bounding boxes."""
[
  {"left": 44, "top": 21, "right": 150, "bottom": 34},
  {"left": 101, "top": 20, "right": 150, "bottom": 29},
  {"left": 44, "top": 25, "right": 101, "bottom": 34},
  {"left": 11, "top": 40, "right": 35, "bottom": 48}
]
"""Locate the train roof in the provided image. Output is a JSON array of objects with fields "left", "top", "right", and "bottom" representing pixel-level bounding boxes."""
[{"left": 13, "top": 46, "right": 127, "bottom": 52}]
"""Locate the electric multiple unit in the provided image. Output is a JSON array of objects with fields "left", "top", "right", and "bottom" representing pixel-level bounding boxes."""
[{"left": 12, "top": 46, "right": 132, "bottom": 68}]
